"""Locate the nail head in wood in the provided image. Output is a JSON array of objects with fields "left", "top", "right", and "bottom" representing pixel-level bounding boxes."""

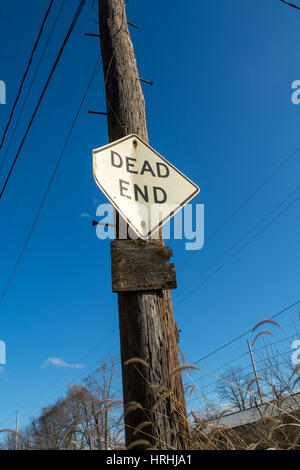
[
  {"left": 139, "top": 78, "right": 153, "bottom": 86},
  {"left": 88, "top": 110, "right": 109, "bottom": 116},
  {"left": 85, "top": 33, "right": 101, "bottom": 38},
  {"left": 127, "top": 21, "right": 139, "bottom": 29}
]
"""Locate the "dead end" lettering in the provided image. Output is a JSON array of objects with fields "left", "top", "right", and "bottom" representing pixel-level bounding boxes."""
[
  {"left": 111, "top": 151, "right": 169, "bottom": 178},
  {"left": 119, "top": 179, "right": 167, "bottom": 203}
]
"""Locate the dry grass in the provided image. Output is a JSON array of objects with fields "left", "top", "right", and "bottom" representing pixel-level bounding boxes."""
[{"left": 1, "top": 344, "right": 300, "bottom": 450}]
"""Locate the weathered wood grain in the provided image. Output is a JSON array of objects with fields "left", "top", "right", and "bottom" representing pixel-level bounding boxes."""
[
  {"left": 98, "top": 0, "right": 189, "bottom": 450},
  {"left": 111, "top": 240, "right": 177, "bottom": 292}
]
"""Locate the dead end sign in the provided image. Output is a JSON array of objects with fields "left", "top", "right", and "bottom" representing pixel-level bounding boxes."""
[{"left": 92, "top": 134, "right": 200, "bottom": 239}]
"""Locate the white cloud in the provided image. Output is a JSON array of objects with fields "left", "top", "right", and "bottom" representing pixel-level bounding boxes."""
[{"left": 42, "top": 357, "right": 85, "bottom": 370}]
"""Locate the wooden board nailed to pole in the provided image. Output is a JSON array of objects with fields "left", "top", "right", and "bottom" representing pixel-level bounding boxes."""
[
  {"left": 111, "top": 240, "right": 177, "bottom": 292},
  {"left": 97, "top": 0, "right": 190, "bottom": 449}
]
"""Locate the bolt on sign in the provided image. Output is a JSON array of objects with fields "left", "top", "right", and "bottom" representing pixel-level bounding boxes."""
[{"left": 92, "top": 134, "right": 200, "bottom": 239}]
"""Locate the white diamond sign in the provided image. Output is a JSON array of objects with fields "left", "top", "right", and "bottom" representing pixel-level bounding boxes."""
[{"left": 92, "top": 134, "right": 200, "bottom": 239}]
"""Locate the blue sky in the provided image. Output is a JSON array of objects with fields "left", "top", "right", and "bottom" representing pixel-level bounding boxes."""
[{"left": 0, "top": 0, "right": 300, "bottom": 430}]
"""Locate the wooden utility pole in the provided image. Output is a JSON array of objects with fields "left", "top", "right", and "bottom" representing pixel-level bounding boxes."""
[
  {"left": 98, "top": 0, "right": 189, "bottom": 449},
  {"left": 15, "top": 409, "right": 19, "bottom": 450},
  {"left": 247, "top": 340, "right": 263, "bottom": 404}
]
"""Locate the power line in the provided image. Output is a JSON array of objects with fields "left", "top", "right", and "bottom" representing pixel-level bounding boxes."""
[
  {"left": 175, "top": 191, "right": 300, "bottom": 308},
  {"left": 190, "top": 300, "right": 300, "bottom": 366},
  {"left": 0, "top": 58, "right": 100, "bottom": 306},
  {"left": 185, "top": 319, "right": 299, "bottom": 404},
  {"left": 0, "top": 0, "right": 66, "bottom": 175},
  {"left": 0, "top": 0, "right": 87, "bottom": 201},
  {"left": 280, "top": 0, "right": 300, "bottom": 11},
  {"left": 190, "top": 335, "right": 299, "bottom": 396},
  {"left": 0, "top": 0, "right": 54, "bottom": 154},
  {"left": 186, "top": 354, "right": 295, "bottom": 407},
  {"left": 191, "top": 333, "right": 298, "bottom": 388},
  {"left": 200, "top": 310, "right": 300, "bottom": 364},
  {"left": 92, "top": 0, "right": 98, "bottom": 15},
  {"left": 178, "top": 144, "right": 300, "bottom": 272},
  {"left": 174, "top": 185, "right": 300, "bottom": 302},
  {"left": 187, "top": 335, "right": 300, "bottom": 406}
]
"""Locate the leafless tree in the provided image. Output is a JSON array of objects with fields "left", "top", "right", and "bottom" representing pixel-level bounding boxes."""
[
  {"left": 216, "top": 366, "right": 255, "bottom": 411},
  {"left": 255, "top": 346, "right": 298, "bottom": 404},
  {"left": 81, "top": 357, "right": 123, "bottom": 449},
  {"left": 0, "top": 357, "right": 123, "bottom": 450}
]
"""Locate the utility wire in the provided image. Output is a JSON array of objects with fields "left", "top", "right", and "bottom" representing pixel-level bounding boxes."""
[
  {"left": 0, "top": 0, "right": 54, "bottom": 154},
  {"left": 190, "top": 331, "right": 299, "bottom": 389},
  {"left": 0, "top": 58, "right": 100, "bottom": 306},
  {"left": 174, "top": 186, "right": 300, "bottom": 302},
  {"left": 0, "top": 58, "right": 102, "bottom": 430},
  {"left": 175, "top": 0, "right": 300, "bottom": 288},
  {"left": 175, "top": 191, "right": 300, "bottom": 308},
  {"left": 0, "top": 0, "right": 87, "bottom": 201},
  {"left": 190, "top": 300, "right": 300, "bottom": 365},
  {"left": 187, "top": 314, "right": 299, "bottom": 386},
  {"left": 92, "top": 0, "right": 98, "bottom": 15},
  {"left": 190, "top": 336, "right": 299, "bottom": 395},
  {"left": 280, "top": 0, "right": 300, "bottom": 11},
  {"left": 185, "top": 313, "right": 300, "bottom": 405},
  {"left": 187, "top": 338, "right": 300, "bottom": 406},
  {"left": 178, "top": 144, "right": 300, "bottom": 271},
  {"left": 186, "top": 354, "right": 296, "bottom": 406},
  {"left": 0, "top": 0, "right": 66, "bottom": 176}
]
